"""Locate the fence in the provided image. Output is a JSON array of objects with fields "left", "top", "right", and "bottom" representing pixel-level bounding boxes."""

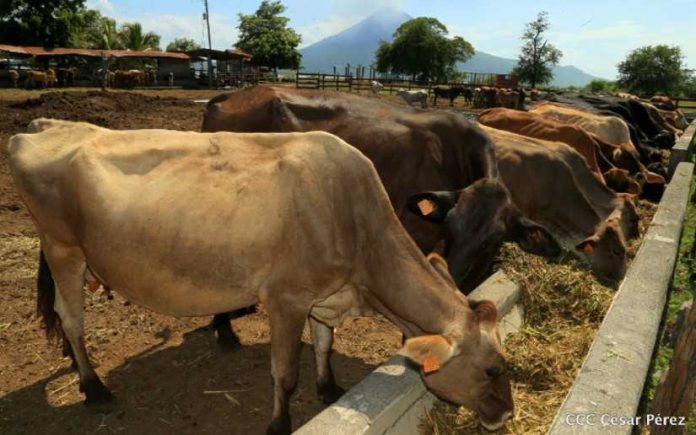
[{"left": 295, "top": 71, "right": 517, "bottom": 94}]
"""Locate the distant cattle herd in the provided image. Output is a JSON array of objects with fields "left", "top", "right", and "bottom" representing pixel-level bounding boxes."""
[
  {"left": 5, "top": 67, "right": 163, "bottom": 89},
  {"left": 5, "top": 78, "right": 691, "bottom": 434}
]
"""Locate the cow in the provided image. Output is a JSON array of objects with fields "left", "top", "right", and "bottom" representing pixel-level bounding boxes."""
[
  {"left": 396, "top": 89, "right": 428, "bottom": 108},
  {"left": 495, "top": 89, "right": 520, "bottom": 109},
  {"left": 650, "top": 95, "right": 676, "bottom": 111},
  {"left": 537, "top": 94, "right": 665, "bottom": 164},
  {"left": 8, "top": 69, "right": 19, "bottom": 88},
  {"left": 528, "top": 102, "right": 666, "bottom": 200},
  {"left": 477, "top": 107, "right": 666, "bottom": 195},
  {"left": 461, "top": 87, "right": 474, "bottom": 105},
  {"left": 7, "top": 119, "right": 514, "bottom": 434},
  {"left": 203, "top": 87, "right": 560, "bottom": 292},
  {"left": 24, "top": 70, "right": 48, "bottom": 89},
  {"left": 474, "top": 86, "right": 499, "bottom": 108},
  {"left": 46, "top": 68, "right": 57, "bottom": 87},
  {"left": 432, "top": 85, "right": 464, "bottom": 107},
  {"left": 370, "top": 80, "right": 384, "bottom": 95},
  {"left": 579, "top": 94, "right": 676, "bottom": 150},
  {"left": 480, "top": 125, "right": 638, "bottom": 279}
]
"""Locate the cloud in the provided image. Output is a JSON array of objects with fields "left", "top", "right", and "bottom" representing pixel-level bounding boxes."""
[
  {"left": 297, "top": 15, "right": 363, "bottom": 47},
  {"left": 554, "top": 20, "right": 645, "bottom": 42},
  {"left": 87, "top": 0, "right": 114, "bottom": 12}
]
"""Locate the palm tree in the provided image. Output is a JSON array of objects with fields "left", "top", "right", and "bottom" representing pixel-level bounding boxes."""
[
  {"left": 118, "top": 22, "right": 161, "bottom": 51},
  {"left": 99, "top": 17, "right": 123, "bottom": 50}
]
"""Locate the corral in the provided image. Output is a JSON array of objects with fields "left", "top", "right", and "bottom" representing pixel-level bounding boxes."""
[{"left": 0, "top": 86, "right": 693, "bottom": 435}]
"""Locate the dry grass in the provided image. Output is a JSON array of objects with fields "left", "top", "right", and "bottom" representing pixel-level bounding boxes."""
[{"left": 421, "top": 200, "right": 657, "bottom": 434}]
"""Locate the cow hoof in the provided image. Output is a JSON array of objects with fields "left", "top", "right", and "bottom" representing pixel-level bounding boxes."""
[
  {"left": 81, "top": 378, "right": 114, "bottom": 406},
  {"left": 318, "top": 383, "right": 345, "bottom": 405},
  {"left": 266, "top": 417, "right": 291, "bottom": 435}
]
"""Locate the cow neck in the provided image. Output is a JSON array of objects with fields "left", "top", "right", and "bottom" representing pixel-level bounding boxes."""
[{"left": 356, "top": 213, "right": 473, "bottom": 340}]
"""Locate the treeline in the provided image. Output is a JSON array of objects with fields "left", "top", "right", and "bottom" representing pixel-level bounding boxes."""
[{"left": 0, "top": 0, "right": 199, "bottom": 52}]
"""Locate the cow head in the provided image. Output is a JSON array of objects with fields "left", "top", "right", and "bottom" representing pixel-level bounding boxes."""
[
  {"left": 400, "top": 297, "right": 513, "bottom": 431},
  {"left": 575, "top": 218, "right": 627, "bottom": 279},
  {"left": 407, "top": 178, "right": 560, "bottom": 292}
]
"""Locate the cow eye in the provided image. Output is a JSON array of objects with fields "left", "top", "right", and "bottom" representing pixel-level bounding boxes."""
[{"left": 486, "top": 367, "right": 502, "bottom": 378}]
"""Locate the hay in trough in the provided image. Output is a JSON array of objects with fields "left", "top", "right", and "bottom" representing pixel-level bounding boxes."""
[{"left": 421, "top": 200, "right": 657, "bottom": 434}]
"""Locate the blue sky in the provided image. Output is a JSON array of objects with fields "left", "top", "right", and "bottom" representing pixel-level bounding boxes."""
[{"left": 87, "top": 0, "right": 696, "bottom": 79}]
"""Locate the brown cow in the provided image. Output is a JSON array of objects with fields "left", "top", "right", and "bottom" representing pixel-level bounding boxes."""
[
  {"left": 8, "top": 119, "right": 514, "bottom": 433},
  {"left": 481, "top": 125, "right": 638, "bottom": 279},
  {"left": 202, "top": 87, "right": 560, "bottom": 292},
  {"left": 8, "top": 69, "right": 19, "bottom": 88},
  {"left": 24, "top": 70, "right": 48, "bottom": 88},
  {"left": 478, "top": 107, "right": 607, "bottom": 184},
  {"left": 477, "top": 107, "right": 661, "bottom": 195}
]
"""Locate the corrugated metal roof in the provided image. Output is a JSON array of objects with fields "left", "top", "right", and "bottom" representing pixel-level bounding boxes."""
[
  {"left": 186, "top": 48, "right": 253, "bottom": 60},
  {"left": 0, "top": 45, "right": 192, "bottom": 60}
]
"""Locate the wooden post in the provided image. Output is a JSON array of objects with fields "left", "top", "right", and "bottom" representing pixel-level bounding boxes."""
[
  {"left": 651, "top": 299, "right": 696, "bottom": 435},
  {"left": 295, "top": 70, "right": 299, "bottom": 89}
]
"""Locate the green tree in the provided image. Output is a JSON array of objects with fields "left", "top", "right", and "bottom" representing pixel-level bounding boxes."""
[
  {"left": 375, "top": 17, "right": 474, "bottom": 82},
  {"left": 235, "top": 0, "right": 302, "bottom": 75},
  {"left": 586, "top": 78, "right": 618, "bottom": 93},
  {"left": 617, "top": 45, "right": 691, "bottom": 96},
  {"left": 0, "top": 0, "right": 86, "bottom": 47},
  {"left": 512, "top": 11, "right": 562, "bottom": 88},
  {"left": 118, "top": 22, "right": 161, "bottom": 51},
  {"left": 166, "top": 37, "right": 200, "bottom": 52}
]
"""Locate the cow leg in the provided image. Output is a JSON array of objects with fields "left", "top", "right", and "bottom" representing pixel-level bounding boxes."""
[
  {"left": 211, "top": 313, "right": 239, "bottom": 348},
  {"left": 42, "top": 242, "right": 113, "bottom": 405},
  {"left": 309, "top": 317, "right": 344, "bottom": 404},
  {"left": 266, "top": 301, "right": 307, "bottom": 435}
]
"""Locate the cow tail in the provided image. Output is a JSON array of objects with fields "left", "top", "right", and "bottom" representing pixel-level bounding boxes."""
[{"left": 37, "top": 250, "right": 60, "bottom": 339}]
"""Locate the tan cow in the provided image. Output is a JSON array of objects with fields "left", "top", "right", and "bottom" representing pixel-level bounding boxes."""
[
  {"left": 480, "top": 125, "right": 638, "bottom": 279},
  {"left": 7, "top": 119, "right": 513, "bottom": 434},
  {"left": 25, "top": 70, "right": 48, "bottom": 88},
  {"left": 530, "top": 101, "right": 636, "bottom": 149},
  {"left": 46, "top": 68, "right": 57, "bottom": 87}
]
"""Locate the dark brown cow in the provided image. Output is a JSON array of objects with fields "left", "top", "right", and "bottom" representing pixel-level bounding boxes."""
[
  {"left": 202, "top": 87, "right": 561, "bottom": 346},
  {"left": 481, "top": 125, "right": 639, "bottom": 279},
  {"left": 203, "top": 86, "right": 560, "bottom": 293}
]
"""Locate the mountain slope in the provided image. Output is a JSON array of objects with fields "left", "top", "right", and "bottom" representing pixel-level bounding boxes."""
[{"left": 299, "top": 10, "right": 600, "bottom": 87}]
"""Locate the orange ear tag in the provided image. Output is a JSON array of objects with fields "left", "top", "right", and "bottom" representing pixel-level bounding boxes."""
[
  {"left": 417, "top": 199, "right": 435, "bottom": 216},
  {"left": 583, "top": 244, "right": 594, "bottom": 255},
  {"left": 423, "top": 355, "right": 441, "bottom": 374}
]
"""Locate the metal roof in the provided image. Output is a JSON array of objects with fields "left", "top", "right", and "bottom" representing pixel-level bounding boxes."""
[
  {"left": 186, "top": 48, "right": 253, "bottom": 60},
  {"left": 0, "top": 45, "right": 192, "bottom": 60}
]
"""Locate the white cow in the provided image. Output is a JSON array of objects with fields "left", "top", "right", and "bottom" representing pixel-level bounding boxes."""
[
  {"left": 396, "top": 89, "right": 428, "bottom": 108},
  {"left": 370, "top": 80, "right": 384, "bottom": 96}
]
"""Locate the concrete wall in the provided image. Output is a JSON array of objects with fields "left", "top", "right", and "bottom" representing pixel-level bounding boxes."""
[{"left": 548, "top": 162, "right": 695, "bottom": 434}]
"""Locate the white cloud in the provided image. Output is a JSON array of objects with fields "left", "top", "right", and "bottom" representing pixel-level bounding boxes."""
[
  {"left": 554, "top": 20, "right": 644, "bottom": 42},
  {"left": 297, "top": 15, "right": 363, "bottom": 47},
  {"left": 87, "top": 0, "right": 114, "bottom": 12}
]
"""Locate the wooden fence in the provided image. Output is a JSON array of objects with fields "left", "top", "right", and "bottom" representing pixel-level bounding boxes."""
[{"left": 295, "top": 72, "right": 513, "bottom": 95}]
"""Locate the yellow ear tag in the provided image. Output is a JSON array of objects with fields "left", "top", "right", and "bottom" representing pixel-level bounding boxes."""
[
  {"left": 417, "top": 199, "right": 435, "bottom": 216},
  {"left": 423, "top": 355, "right": 441, "bottom": 374},
  {"left": 583, "top": 243, "right": 594, "bottom": 255}
]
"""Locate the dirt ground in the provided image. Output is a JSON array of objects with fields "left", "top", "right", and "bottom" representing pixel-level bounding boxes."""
[{"left": 0, "top": 89, "right": 403, "bottom": 435}]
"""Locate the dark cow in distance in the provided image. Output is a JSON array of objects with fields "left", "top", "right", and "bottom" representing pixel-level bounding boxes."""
[
  {"left": 202, "top": 87, "right": 560, "bottom": 344},
  {"left": 432, "top": 85, "right": 466, "bottom": 106}
]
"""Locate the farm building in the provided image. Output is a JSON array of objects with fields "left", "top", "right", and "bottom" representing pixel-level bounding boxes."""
[{"left": 0, "top": 44, "right": 256, "bottom": 88}]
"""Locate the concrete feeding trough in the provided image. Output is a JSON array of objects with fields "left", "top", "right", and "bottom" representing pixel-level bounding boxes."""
[
  {"left": 668, "top": 121, "right": 696, "bottom": 177},
  {"left": 295, "top": 270, "right": 522, "bottom": 435}
]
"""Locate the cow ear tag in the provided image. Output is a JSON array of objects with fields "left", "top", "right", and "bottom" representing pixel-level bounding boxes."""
[
  {"left": 417, "top": 199, "right": 436, "bottom": 216},
  {"left": 423, "top": 355, "right": 441, "bottom": 373},
  {"left": 583, "top": 243, "right": 594, "bottom": 255}
]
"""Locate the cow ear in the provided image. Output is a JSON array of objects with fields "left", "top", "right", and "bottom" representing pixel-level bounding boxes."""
[
  {"left": 645, "top": 171, "right": 665, "bottom": 185},
  {"left": 427, "top": 253, "right": 456, "bottom": 287},
  {"left": 576, "top": 235, "right": 599, "bottom": 255},
  {"left": 399, "top": 334, "right": 458, "bottom": 374},
  {"left": 506, "top": 212, "right": 561, "bottom": 257},
  {"left": 470, "top": 299, "right": 498, "bottom": 331},
  {"left": 406, "top": 191, "right": 459, "bottom": 223}
]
